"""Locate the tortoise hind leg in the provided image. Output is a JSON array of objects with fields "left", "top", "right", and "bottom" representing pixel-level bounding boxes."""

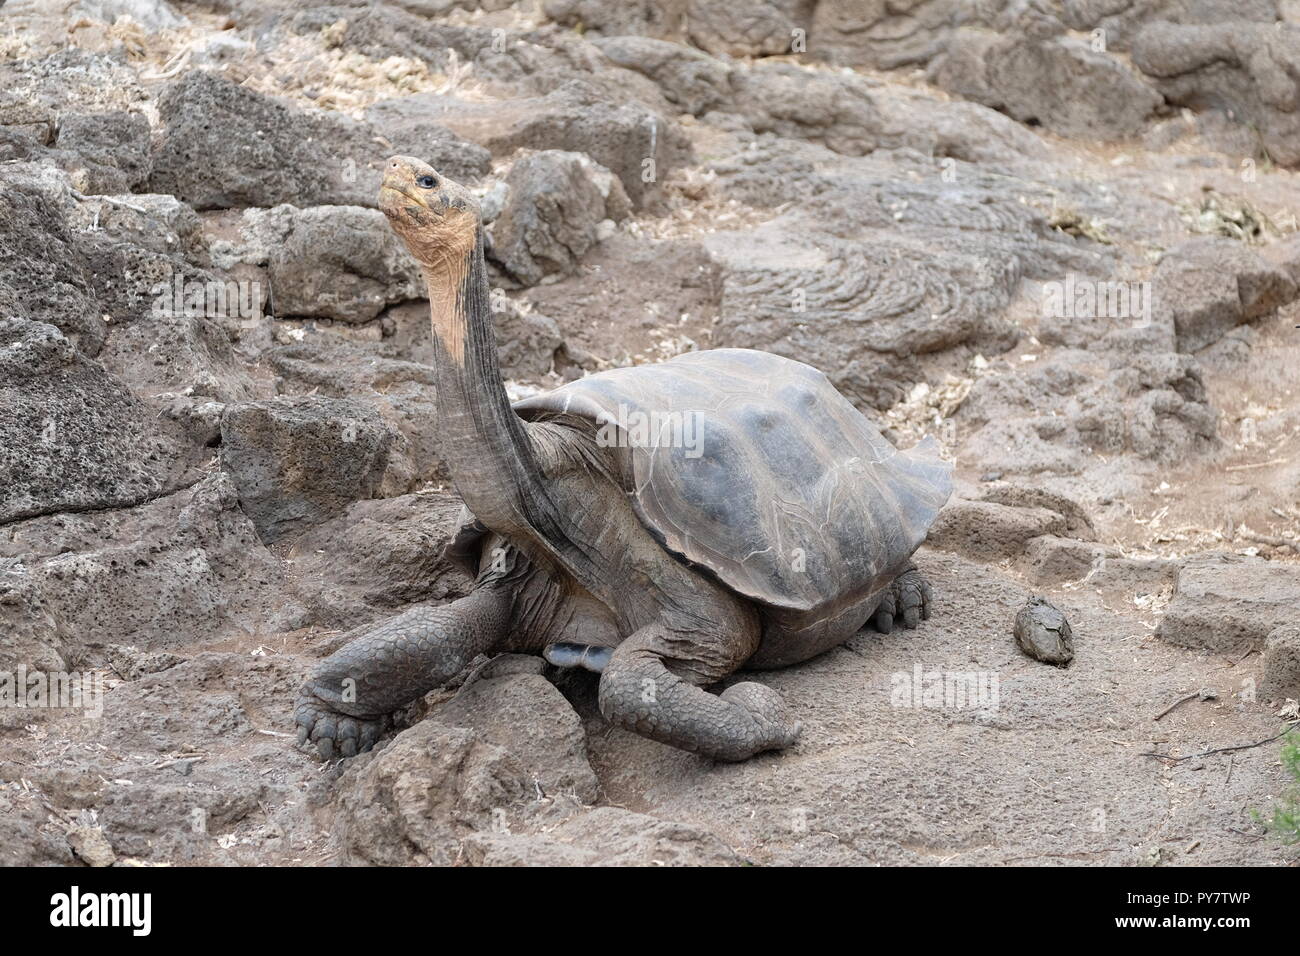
[
  {"left": 870, "top": 564, "right": 934, "bottom": 634},
  {"left": 597, "top": 620, "right": 802, "bottom": 762}
]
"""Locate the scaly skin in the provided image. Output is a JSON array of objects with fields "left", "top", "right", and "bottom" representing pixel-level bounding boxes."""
[
  {"left": 599, "top": 627, "right": 802, "bottom": 761},
  {"left": 869, "top": 566, "right": 933, "bottom": 634},
  {"left": 294, "top": 587, "right": 512, "bottom": 759}
]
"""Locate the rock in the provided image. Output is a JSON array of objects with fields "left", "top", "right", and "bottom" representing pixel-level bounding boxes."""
[
  {"left": 80, "top": 192, "right": 205, "bottom": 258},
  {"left": 1261, "top": 624, "right": 1300, "bottom": 699},
  {"left": 0, "top": 790, "right": 73, "bottom": 865},
  {"left": 0, "top": 475, "right": 307, "bottom": 659},
  {"left": 497, "top": 307, "right": 564, "bottom": 381},
  {"left": 75, "top": 0, "right": 188, "bottom": 31},
  {"left": 703, "top": 141, "right": 1105, "bottom": 410},
  {"left": 52, "top": 111, "right": 151, "bottom": 194},
  {"left": 369, "top": 82, "right": 690, "bottom": 207},
  {"left": 979, "top": 485, "right": 1096, "bottom": 539},
  {"left": 265, "top": 205, "right": 424, "bottom": 324},
  {"left": 685, "top": 0, "right": 807, "bottom": 57},
  {"left": 591, "top": 35, "right": 733, "bottom": 116},
  {"left": 809, "top": 0, "right": 956, "bottom": 69},
  {"left": 1131, "top": 22, "right": 1300, "bottom": 168},
  {"left": 1157, "top": 553, "right": 1300, "bottom": 653},
  {"left": 0, "top": 168, "right": 108, "bottom": 355},
  {"left": 361, "top": 112, "right": 493, "bottom": 183},
  {"left": 286, "top": 493, "right": 471, "bottom": 628},
  {"left": 1014, "top": 596, "right": 1075, "bottom": 666},
  {"left": 97, "top": 306, "right": 256, "bottom": 409},
  {"left": 961, "top": 350, "right": 1218, "bottom": 476},
  {"left": 1021, "top": 535, "right": 1114, "bottom": 586},
  {"left": 99, "top": 652, "right": 303, "bottom": 752},
  {"left": 464, "top": 806, "right": 741, "bottom": 866},
  {"left": 929, "top": 34, "right": 1162, "bottom": 141},
  {"left": 97, "top": 773, "right": 274, "bottom": 862},
  {"left": 0, "top": 318, "right": 193, "bottom": 524},
  {"left": 544, "top": 0, "right": 808, "bottom": 61},
  {"left": 147, "top": 70, "right": 381, "bottom": 210},
  {"left": 1153, "top": 237, "right": 1297, "bottom": 353},
  {"left": 491, "top": 150, "right": 629, "bottom": 286},
  {"left": 265, "top": 341, "right": 443, "bottom": 491},
  {"left": 105, "top": 644, "right": 186, "bottom": 680},
  {"left": 433, "top": 670, "right": 600, "bottom": 804},
  {"left": 730, "top": 63, "right": 885, "bottom": 156},
  {"left": 333, "top": 720, "right": 530, "bottom": 866},
  {"left": 220, "top": 396, "right": 397, "bottom": 542},
  {"left": 0, "top": 49, "right": 144, "bottom": 138},
  {"left": 541, "top": 0, "right": 689, "bottom": 42},
  {"left": 66, "top": 825, "right": 117, "bottom": 867},
  {"left": 0, "top": 162, "right": 242, "bottom": 372},
  {"left": 927, "top": 499, "right": 1068, "bottom": 562},
  {"left": 0, "top": 567, "right": 74, "bottom": 672}
]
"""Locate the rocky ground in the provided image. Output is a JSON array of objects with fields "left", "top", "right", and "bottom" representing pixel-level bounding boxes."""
[{"left": 2, "top": 0, "right": 1300, "bottom": 866}]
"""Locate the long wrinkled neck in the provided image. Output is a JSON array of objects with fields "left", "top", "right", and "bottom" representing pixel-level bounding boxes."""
[{"left": 423, "top": 229, "right": 539, "bottom": 534}]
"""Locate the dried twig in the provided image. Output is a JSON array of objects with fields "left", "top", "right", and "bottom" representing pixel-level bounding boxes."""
[
  {"left": 1237, "top": 528, "right": 1300, "bottom": 554},
  {"left": 1141, "top": 725, "right": 1294, "bottom": 762},
  {"left": 1154, "top": 688, "right": 1216, "bottom": 721},
  {"left": 70, "top": 190, "right": 150, "bottom": 215}
]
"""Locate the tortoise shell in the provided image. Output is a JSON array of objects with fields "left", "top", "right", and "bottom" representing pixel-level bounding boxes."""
[{"left": 511, "top": 348, "right": 952, "bottom": 639}]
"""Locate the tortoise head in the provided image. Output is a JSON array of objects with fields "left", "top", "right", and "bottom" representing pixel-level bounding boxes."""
[{"left": 379, "top": 156, "right": 481, "bottom": 269}]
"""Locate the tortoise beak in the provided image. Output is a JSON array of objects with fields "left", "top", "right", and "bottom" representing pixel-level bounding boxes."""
[{"left": 379, "top": 179, "right": 429, "bottom": 212}]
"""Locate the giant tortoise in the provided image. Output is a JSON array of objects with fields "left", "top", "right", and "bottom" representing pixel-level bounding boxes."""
[{"left": 293, "top": 157, "right": 952, "bottom": 762}]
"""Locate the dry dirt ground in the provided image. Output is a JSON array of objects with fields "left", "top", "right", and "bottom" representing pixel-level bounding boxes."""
[{"left": 2, "top": 0, "right": 1299, "bottom": 866}]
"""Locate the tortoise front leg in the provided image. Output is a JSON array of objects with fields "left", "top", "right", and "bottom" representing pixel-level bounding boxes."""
[{"left": 294, "top": 587, "right": 512, "bottom": 759}]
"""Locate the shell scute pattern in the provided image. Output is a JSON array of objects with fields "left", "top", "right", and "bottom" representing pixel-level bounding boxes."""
[{"left": 514, "top": 348, "right": 952, "bottom": 619}]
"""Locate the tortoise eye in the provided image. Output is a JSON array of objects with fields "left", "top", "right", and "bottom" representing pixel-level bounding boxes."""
[{"left": 416, "top": 175, "right": 438, "bottom": 189}]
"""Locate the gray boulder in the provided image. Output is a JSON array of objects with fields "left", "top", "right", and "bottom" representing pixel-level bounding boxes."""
[
  {"left": 433, "top": 668, "right": 601, "bottom": 804},
  {"left": 591, "top": 35, "right": 733, "bottom": 116},
  {"left": 0, "top": 474, "right": 306, "bottom": 665},
  {"left": 0, "top": 791, "right": 73, "bottom": 865},
  {"left": 369, "top": 82, "right": 690, "bottom": 207},
  {"left": 1261, "top": 624, "right": 1300, "bottom": 700},
  {"left": 809, "top": 0, "right": 957, "bottom": 69},
  {"left": 53, "top": 111, "right": 151, "bottom": 194},
  {"left": 286, "top": 493, "right": 471, "bottom": 629},
  {"left": 0, "top": 170, "right": 108, "bottom": 355},
  {"left": 928, "top": 499, "right": 1069, "bottom": 562},
  {"left": 264, "top": 205, "right": 424, "bottom": 324},
  {"left": 1132, "top": 22, "right": 1300, "bottom": 167},
  {"left": 0, "top": 318, "right": 192, "bottom": 524},
  {"left": 731, "top": 63, "right": 884, "bottom": 156},
  {"left": 147, "top": 70, "right": 382, "bottom": 210},
  {"left": 929, "top": 34, "right": 1162, "bottom": 141},
  {"left": 333, "top": 720, "right": 531, "bottom": 866},
  {"left": 1157, "top": 553, "right": 1300, "bottom": 653},
  {"left": 220, "top": 396, "right": 396, "bottom": 542},
  {"left": 491, "top": 150, "right": 629, "bottom": 287},
  {"left": 1154, "top": 237, "right": 1297, "bottom": 353},
  {"left": 491, "top": 299, "right": 565, "bottom": 380}
]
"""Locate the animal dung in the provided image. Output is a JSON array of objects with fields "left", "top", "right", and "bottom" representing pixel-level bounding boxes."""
[{"left": 1014, "top": 596, "right": 1074, "bottom": 666}]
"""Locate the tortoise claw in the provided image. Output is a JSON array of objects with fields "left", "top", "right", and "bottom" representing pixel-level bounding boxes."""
[
  {"left": 294, "top": 688, "right": 390, "bottom": 762},
  {"left": 870, "top": 566, "right": 934, "bottom": 634}
]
